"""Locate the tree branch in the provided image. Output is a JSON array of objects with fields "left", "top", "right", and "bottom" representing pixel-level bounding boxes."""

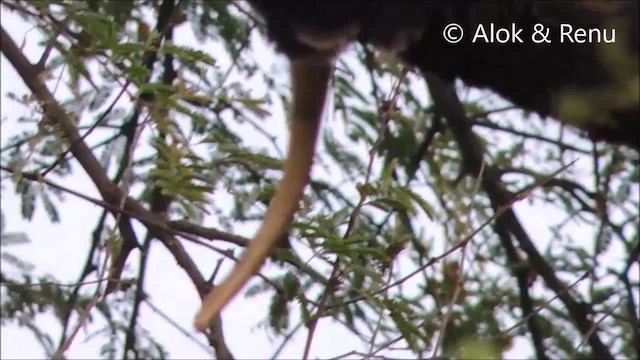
[
  {"left": 425, "top": 72, "right": 613, "bottom": 359},
  {"left": 1, "top": 21, "right": 236, "bottom": 359}
]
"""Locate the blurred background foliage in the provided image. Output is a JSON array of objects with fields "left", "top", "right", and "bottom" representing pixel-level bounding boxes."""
[{"left": 0, "top": 1, "right": 638, "bottom": 359}]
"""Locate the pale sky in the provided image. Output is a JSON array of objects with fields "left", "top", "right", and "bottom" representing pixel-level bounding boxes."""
[{"left": 1, "top": 5, "right": 636, "bottom": 360}]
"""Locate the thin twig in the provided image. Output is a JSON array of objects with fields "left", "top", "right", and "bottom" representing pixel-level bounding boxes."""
[
  {"left": 145, "top": 299, "right": 215, "bottom": 356},
  {"left": 502, "top": 271, "right": 590, "bottom": 334},
  {"left": 301, "top": 67, "right": 409, "bottom": 359},
  {"left": 366, "top": 264, "right": 395, "bottom": 357},
  {"left": 431, "top": 161, "right": 485, "bottom": 358}
]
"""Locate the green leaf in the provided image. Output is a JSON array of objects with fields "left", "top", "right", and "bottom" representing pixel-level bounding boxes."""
[
  {"left": 335, "top": 75, "right": 368, "bottom": 103},
  {"left": 384, "top": 299, "right": 421, "bottom": 351},
  {"left": 393, "top": 187, "right": 434, "bottom": 220},
  {"left": 111, "top": 42, "right": 149, "bottom": 56},
  {"left": 40, "top": 191, "right": 60, "bottom": 223},
  {"left": 19, "top": 182, "right": 36, "bottom": 221},
  {"left": 75, "top": 13, "right": 118, "bottom": 45},
  {"left": 268, "top": 294, "right": 289, "bottom": 334},
  {"left": 381, "top": 158, "right": 399, "bottom": 191},
  {"left": 368, "top": 197, "right": 413, "bottom": 214},
  {"left": 282, "top": 272, "right": 300, "bottom": 300},
  {"left": 138, "top": 83, "right": 177, "bottom": 99},
  {"left": 356, "top": 183, "right": 379, "bottom": 198},
  {"left": 161, "top": 42, "right": 216, "bottom": 65},
  {"left": 1, "top": 232, "right": 31, "bottom": 246}
]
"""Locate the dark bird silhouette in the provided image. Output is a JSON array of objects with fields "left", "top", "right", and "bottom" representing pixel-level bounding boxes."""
[{"left": 251, "top": 0, "right": 639, "bottom": 148}]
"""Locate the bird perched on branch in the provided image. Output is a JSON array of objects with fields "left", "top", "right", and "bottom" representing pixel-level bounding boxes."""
[{"left": 194, "top": 0, "right": 639, "bottom": 331}]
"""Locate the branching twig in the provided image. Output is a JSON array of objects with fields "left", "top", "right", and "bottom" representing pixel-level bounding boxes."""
[
  {"left": 431, "top": 161, "right": 485, "bottom": 358},
  {"left": 301, "top": 67, "right": 409, "bottom": 360},
  {"left": 425, "top": 72, "right": 613, "bottom": 359}
]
